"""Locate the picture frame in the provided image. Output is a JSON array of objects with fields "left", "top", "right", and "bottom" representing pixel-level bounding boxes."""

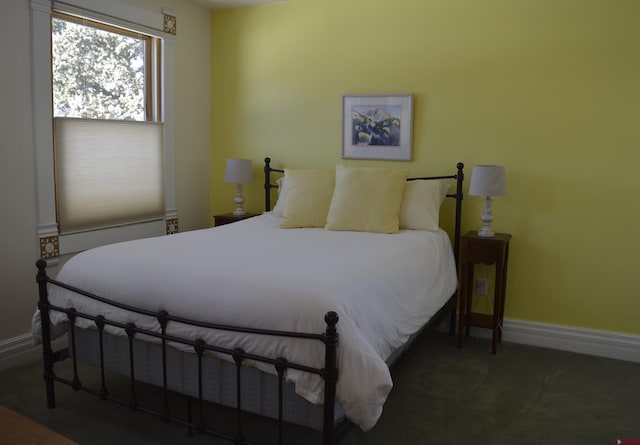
[{"left": 342, "top": 93, "right": 413, "bottom": 161}]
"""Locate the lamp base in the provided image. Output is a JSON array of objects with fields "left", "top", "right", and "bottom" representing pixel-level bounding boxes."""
[
  {"left": 477, "top": 227, "right": 495, "bottom": 237},
  {"left": 233, "top": 183, "right": 246, "bottom": 216},
  {"left": 477, "top": 196, "right": 495, "bottom": 237}
]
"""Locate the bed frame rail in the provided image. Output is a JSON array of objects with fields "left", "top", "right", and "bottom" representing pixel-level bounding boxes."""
[{"left": 36, "top": 259, "right": 340, "bottom": 445}]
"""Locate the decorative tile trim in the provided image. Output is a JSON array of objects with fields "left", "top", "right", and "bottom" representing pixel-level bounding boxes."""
[
  {"left": 39, "top": 235, "right": 59, "bottom": 259},
  {"left": 164, "top": 13, "right": 176, "bottom": 35},
  {"left": 166, "top": 218, "right": 179, "bottom": 235}
]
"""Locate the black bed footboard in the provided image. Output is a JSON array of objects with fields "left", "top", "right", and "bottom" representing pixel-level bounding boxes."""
[{"left": 36, "top": 259, "right": 343, "bottom": 445}]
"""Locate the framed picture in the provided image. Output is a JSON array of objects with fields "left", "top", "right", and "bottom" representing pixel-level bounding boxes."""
[{"left": 342, "top": 94, "right": 413, "bottom": 161}]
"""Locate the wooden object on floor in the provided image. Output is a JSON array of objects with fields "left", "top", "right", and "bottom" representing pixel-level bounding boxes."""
[
  {"left": 458, "top": 231, "right": 512, "bottom": 354},
  {"left": 0, "top": 405, "right": 78, "bottom": 445}
]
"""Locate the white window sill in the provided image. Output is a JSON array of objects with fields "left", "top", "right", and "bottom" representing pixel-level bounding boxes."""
[{"left": 59, "top": 219, "right": 166, "bottom": 256}]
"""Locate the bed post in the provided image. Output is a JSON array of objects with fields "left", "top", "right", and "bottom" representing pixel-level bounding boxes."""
[
  {"left": 322, "top": 311, "right": 339, "bottom": 445},
  {"left": 450, "top": 162, "right": 465, "bottom": 335},
  {"left": 453, "top": 162, "right": 464, "bottom": 267},
  {"left": 264, "top": 157, "right": 272, "bottom": 212},
  {"left": 36, "top": 259, "right": 56, "bottom": 409}
]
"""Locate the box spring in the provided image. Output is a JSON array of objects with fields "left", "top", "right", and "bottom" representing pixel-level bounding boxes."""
[{"left": 71, "top": 327, "right": 345, "bottom": 431}]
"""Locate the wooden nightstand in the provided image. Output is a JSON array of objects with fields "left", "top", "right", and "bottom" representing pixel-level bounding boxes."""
[
  {"left": 458, "top": 231, "right": 512, "bottom": 354},
  {"left": 213, "top": 212, "right": 259, "bottom": 227}
]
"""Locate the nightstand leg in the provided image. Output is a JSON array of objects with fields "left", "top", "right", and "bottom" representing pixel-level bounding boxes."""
[
  {"left": 491, "top": 299, "right": 499, "bottom": 355},
  {"left": 457, "top": 297, "right": 465, "bottom": 348},
  {"left": 492, "top": 249, "right": 508, "bottom": 354},
  {"left": 498, "top": 245, "right": 509, "bottom": 344},
  {"left": 449, "top": 299, "right": 457, "bottom": 336},
  {"left": 458, "top": 260, "right": 471, "bottom": 348},
  {"left": 464, "top": 265, "right": 473, "bottom": 338},
  {"left": 495, "top": 280, "right": 504, "bottom": 345}
]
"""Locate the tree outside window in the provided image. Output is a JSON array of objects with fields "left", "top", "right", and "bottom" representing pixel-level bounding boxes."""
[{"left": 52, "top": 15, "right": 148, "bottom": 121}]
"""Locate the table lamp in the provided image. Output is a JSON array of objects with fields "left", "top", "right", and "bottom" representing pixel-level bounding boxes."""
[
  {"left": 468, "top": 165, "right": 507, "bottom": 237},
  {"left": 224, "top": 158, "right": 254, "bottom": 216}
]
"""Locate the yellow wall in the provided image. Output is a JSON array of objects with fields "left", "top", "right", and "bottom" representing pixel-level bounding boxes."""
[{"left": 211, "top": 0, "right": 640, "bottom": 335}]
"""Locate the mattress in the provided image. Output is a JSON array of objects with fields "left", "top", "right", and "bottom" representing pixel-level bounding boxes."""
[{"left": 37, "top": 213, "right": 457, "bottom": 431}]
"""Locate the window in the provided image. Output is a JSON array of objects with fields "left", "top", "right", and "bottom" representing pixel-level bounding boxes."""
[
  {"left": 31, "top": 0, "right": 177, "bottom": 259},
  {"left": 51, "top": 13, "right": 161, "bottom": 121},
  {"left": 52, "top": 13, "right": 164, "bottom": 234}
]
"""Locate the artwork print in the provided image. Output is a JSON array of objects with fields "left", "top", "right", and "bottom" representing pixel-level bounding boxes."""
[
  {"left": 342, "top": 94, "right": 413, "bottom": 161},
  {"left": 351, "top": 105, "right": 402, "bottom": 147}
]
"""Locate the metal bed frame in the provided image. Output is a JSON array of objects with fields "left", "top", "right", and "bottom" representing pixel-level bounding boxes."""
[{"left": 36, "top": 158, "right": 464, "bottom": 445}]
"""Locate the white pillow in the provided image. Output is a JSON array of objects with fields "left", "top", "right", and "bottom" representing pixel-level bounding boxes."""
[
  {"left": 399, "top": 180, "right": 450, "bottom": 231},
  {"left": 271, "top": 176, "right": 287, "bottom": 217}
]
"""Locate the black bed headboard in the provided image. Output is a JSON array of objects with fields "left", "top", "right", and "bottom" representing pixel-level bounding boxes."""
[
  {"left": 263, "top": 157, "right": 464, "bottom": 267},
  {"left": 263, "top": 157, "right": 284, "bottom": 212},
  {"left": 406, "top": 163, "right": 465, "bottom": 267}
]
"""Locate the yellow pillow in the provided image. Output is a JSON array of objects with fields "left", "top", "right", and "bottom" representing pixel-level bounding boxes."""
[
  {"left": 325, "top": 165, "right": 408, "bottom": 234},
  {"left": 280, "top": 169, "right": 335, "bottom": 228}
]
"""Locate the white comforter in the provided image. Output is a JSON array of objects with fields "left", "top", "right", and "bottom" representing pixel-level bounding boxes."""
[{"left": 39, "top": 213, "right": 457, "bottom": 431}]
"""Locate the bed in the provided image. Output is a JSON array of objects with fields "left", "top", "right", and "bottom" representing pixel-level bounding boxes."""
[{"left": 34, "top": 158, "right": 464, "bottom": 445}]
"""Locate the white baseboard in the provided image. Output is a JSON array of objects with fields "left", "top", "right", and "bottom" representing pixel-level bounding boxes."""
[
  {"left": 3, "top": 318, "right": 640, "bottom": 372},
  {"left": 465, "top": 318, "right": 640, "bottom": 363},
  {"left": 0, "top": 333, "right": 67, "bottom": 372}
]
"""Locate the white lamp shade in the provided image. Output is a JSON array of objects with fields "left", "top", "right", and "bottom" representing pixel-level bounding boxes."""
[
  {"left": 469, "top": 165, "right": 507, "bottom": 197},
  {"left": 224, "top": 158, "right": 254, "bottom": 184}
]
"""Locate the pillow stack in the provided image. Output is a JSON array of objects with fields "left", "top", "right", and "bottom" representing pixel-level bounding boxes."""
[{"left": 274, "top": 165, "right": 449, "bottom": 234}]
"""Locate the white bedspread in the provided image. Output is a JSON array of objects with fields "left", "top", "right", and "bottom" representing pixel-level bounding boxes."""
[{"left": 39, "top": 213, "right": 457, "bottom": 431}]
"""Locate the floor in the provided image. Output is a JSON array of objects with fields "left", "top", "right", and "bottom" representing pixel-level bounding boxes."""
[{"left": 1, "top": 332, "right": 639, "bottom": 445}]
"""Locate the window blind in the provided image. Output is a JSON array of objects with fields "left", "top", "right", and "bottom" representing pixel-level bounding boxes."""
[{"left": 54, "top": 117, "right": 165, "bottom": 234}]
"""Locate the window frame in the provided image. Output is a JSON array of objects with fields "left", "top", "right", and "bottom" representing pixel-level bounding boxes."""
[{"left": 31, "top": 0, "right": 177, "bottom": 262}]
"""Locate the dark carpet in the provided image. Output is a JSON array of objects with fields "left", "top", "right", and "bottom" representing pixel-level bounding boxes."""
[{"left": 1, "top": 332, "right": 639, "bottom": 444}]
